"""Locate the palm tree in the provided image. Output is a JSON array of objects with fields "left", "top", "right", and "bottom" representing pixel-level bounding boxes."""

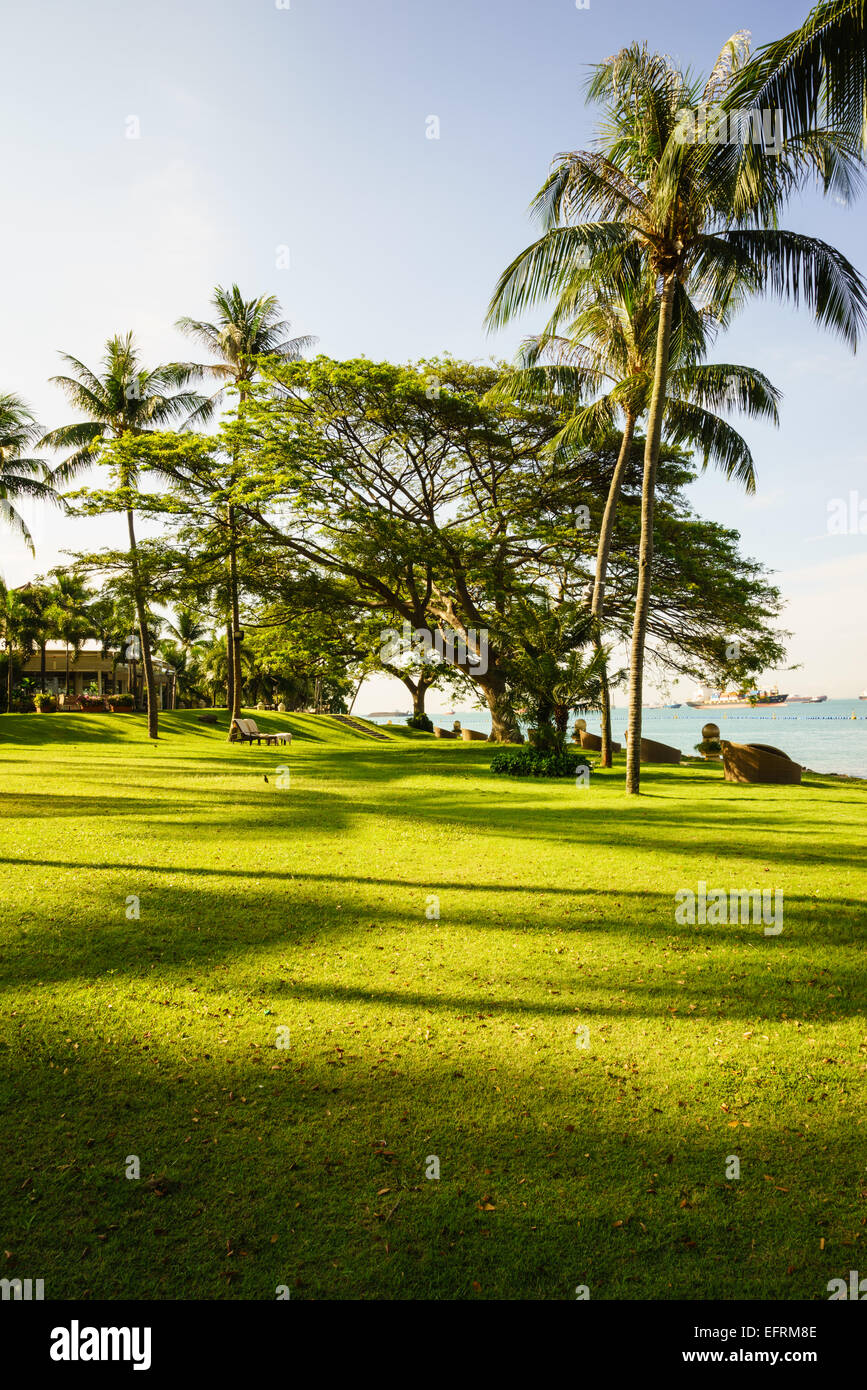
[
  {"left": 0, "top": 580, "right": 37, "bottom": 711},
  {"left": 0, "top": 393, "right": 58, "bottom": 554},
  {"left": 46, "top": 570, "right": 93, "bottom": 698},
  {"left": 164, "top": 606, "right": 208, "bottom": 653},
  {"left": 736, "top": 1, "right": 867, "bottom": 155},
  {"left": 487, "top": 254, "right": 780, "bottom": 765},
  {"left": 40, "top": 334, "right": 204, "bottom": 738},
  {"left": 18, "top": 581, "right": 55, "bottom": 692},
  {"left": 515, "top": 39, "right": 866, "bottom": 792},
  {"left": 176, "top": 286, "right": 316, "bottom": 736}
]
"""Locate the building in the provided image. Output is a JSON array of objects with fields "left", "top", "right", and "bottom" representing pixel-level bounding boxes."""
[{"left": 21, "top": 643, "right": 175, "bottom": 708}]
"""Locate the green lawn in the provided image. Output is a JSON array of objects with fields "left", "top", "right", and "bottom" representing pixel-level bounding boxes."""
[{"left": 1, "top": 710, "right": 865, "bottom": 1300}]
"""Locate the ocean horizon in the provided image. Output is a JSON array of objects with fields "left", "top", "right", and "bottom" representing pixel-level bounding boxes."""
[{"left": 363, "top": 698, "right": 867, "bottom": 778}]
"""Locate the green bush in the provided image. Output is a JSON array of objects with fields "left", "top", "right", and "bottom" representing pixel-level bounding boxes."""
[
  {"left": 107, "top": 693, "right": 135, "bottom": 709},
  {"left": 490, "top": 748, "right": 591, "bottom": 778},
  {"left": 405, "top": 713, "right": 434, "bottom": 732},
  {"left": 694, "top": 738, "right": 722, "bottom": 756}
]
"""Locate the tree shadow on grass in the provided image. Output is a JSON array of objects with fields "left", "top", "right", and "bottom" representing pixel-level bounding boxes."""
[{"left": 0, "top": 1040, "right": 860, "bottom": 1300}]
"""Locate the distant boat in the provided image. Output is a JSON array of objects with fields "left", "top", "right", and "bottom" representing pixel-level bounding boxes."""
[
  {"left": 860, "top": 691, "right": 867, "bottom": 700},
  {"left": 686, "top": 686, "right": 787, "bottom": 709},
  {"left": 786, "top": 694, "right": 828, "bottom": 704}
]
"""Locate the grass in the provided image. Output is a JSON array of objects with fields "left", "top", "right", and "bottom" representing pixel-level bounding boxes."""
[{"left": 1, "top": 709, "right": 865, "bottom": 1301}]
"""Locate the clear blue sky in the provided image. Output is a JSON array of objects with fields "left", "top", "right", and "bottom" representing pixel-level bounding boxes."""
[{"left": 1, "top": 0, "right": 864, "bottom": 699}]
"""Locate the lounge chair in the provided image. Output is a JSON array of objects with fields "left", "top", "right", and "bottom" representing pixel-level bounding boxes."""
[
  {"left": 231, "top": 717, "right": 292, "bottom": 746},
  {"left": 623, "top": 733, "right": 682, "bottom": 763},
  {"left": 721, "top": 741, "right": 801, "bottom": 785},
  {"left": 579, "top": 730, "right": 621, "bottom": 753}
]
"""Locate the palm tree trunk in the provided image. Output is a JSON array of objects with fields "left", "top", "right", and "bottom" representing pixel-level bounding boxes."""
[
  {"left": 227, "top": 505, "right": 243, "bottom": 738},
  {"left": 65, "top": 645, "right": 70, "bottom": 696},
  {"left": 126, "top": 507, "right": 158, "bottom": 739},
  {"left": 40, "top": 642, "right": 47, "bottom": 694},
  {"left": 625, "top": 273, "right": 677, "bottom": 795},
  {"left": 591, "top": 411, "right": 636, "bottom": 768}
]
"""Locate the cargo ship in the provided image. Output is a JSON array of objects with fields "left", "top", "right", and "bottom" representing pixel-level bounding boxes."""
[
  {"left": 686, "top": 686, "right": 787, "bottom": 710},
  {"left": 785, "top": 694, "right": 827, "bottom": 704}
]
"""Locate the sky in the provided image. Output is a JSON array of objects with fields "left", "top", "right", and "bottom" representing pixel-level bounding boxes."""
[{"left": 1, "top": 0, "right": 864, "bottom": 709}]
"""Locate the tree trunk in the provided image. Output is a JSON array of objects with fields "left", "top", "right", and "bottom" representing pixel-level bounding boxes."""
[
  {"left": 126, "top": 507, "right": 158, "bottom": 739},
  {"left": 476, "top": 670, "right": 520, "bottom": 742},
  {"left": 225, "top": 617, "right": 235, "bottom": 718},
  {"left": 591, "top": 411, "right": 636, "bottom": 768},
  {"left": 65, "top": 646, "right": 70, "bottom": 696},
  {"left": 625, "top": 274, "right": 677, "bottom": 795},
  {"left": 227, "top": 504, "right": 243, "bottom": 736},
  {"left": 400, "top": 670, "right": 437, "bottom": 717},
  {"left": 40, "top": 642, "right": 47, "bottom": 693}
]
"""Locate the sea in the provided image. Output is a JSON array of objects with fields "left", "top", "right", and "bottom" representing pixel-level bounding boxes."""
[{"left": 365, "top": 698, "right": 867, "bottom": 779}]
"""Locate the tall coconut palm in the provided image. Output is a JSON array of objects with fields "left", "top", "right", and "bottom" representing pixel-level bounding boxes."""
[
  {"left": 176, "top": 286, "right": 317, "bottom": 737},
  {"left": 487, "top": 254, "right": 780, "bottom": 765},
  {"left": 512, "top": 39, "right": 866, "bottom": 792},
  {"left": 0, "top": 393, "right": 58, "bottom": 554},
  {"left": 40, "top": 334, "right": 204, "bottom": 738}
]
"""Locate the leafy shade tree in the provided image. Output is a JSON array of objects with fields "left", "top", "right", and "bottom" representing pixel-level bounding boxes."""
[
  {"left": 112, "top": 371, "right": 789, "bottom": 740},
  {"left": 526, "top": 39, "right": 866, "bottom": 791},
  {"left": 41, "top": 333, "right": 204, "bottom": 737},
  {"left": 0, "top": 393, "right": 57, "bottom": 554},
  {"left": 487, "top": 250, "right": 780, "bottom": 765},
  {"left": 177, "top": 285, "right": 316, "bottom": 733}
]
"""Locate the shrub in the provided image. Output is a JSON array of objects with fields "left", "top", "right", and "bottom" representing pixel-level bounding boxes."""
[
  {"left": 405, "top": 713, "right": 434, "bottom": 732},
  {"left": 33, "top": 692, "right": 55, "bottom": 712},
  {"left": 107, "top": 693, "right": 135, "bottom": 709},
  {"left": 490, "top": 748, "right": 591, "bottom": 778},
  {"left": 694, "top": 738, "right": 722, "bottom": 757}
]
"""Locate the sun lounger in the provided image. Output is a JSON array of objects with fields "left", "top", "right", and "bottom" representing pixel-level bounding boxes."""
[
  {"left": 579, "top": 730, "right": 621, "bottom": 753},
  {"left": 721, "top": 741, "right": 801, "bottom": 785},
  {"left": 624, "top": 733, "right": 682, "bottom": 763},
  {"left": 231, "top": 718, "right": 292, "bottom": 746}
]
